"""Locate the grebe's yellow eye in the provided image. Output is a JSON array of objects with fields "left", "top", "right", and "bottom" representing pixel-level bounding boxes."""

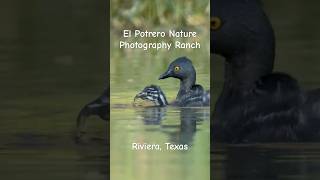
[
  {"left": 211, "top": 16, "right": 222, "bottom": 31},
  {"left": 174, "top": 66, "right": 181, "bottom": 72}
]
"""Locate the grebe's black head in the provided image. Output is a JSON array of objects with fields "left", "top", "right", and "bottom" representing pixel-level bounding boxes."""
[
  {"left": 211, "top": 0, "right": 275, "bottom": 59},
  {"left": 211, "top": 0, "right": 275, "bottom": 86},
  {"left": 159, "top": 57, "right": 196, "bottom": 81}
]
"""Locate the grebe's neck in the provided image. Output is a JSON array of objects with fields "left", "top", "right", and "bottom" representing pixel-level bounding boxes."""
[{"left": 177, "top": 71, "right": 196, "bottom": 98}]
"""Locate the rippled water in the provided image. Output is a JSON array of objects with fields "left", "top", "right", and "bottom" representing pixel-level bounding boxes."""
[
  {"left": 111, "top": 106, "right": 210, "bottom": 180},
  {"left": 212, "top": 143, "right": 320, "bottom": 180}
]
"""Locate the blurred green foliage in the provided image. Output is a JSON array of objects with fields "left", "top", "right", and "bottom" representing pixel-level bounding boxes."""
[{"left": 111, "top": 0, "right": 210, "bottom": 30}]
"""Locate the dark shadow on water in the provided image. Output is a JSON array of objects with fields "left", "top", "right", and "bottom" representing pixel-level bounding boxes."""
[
  {"left": 8, "top": 133, "right": 56, "bottom": 148},
  {"left": 76, "top": 143, "right": 109, "bottom": 176},
  {"left": 0, "top": 131, "right": 109, "bottom": 180},
  {"left": 212, "top": 144, "right": 320, "bottom": 180}
]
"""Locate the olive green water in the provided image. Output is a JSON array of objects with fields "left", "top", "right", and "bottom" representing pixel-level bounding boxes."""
[{"left": 0, "top": 0, "right": 320, "bottom": 180}]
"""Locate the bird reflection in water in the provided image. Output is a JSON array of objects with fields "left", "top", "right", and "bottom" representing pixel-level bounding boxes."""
[
  {"left": 136, "top": 107, "right": 167, "bottom": 125},
  {"left": 135, "top": 107, "right": 209, "bottom": 146}
]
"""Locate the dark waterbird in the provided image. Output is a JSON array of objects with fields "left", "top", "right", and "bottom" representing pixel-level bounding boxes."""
[
  {"left": 211, "top": 0, "right": 320, "bottom": 143},
  {"left": 76, "top": 88, "right": 109, "bottom": 141},
  {"left": 134, "top": 57, "right": 210, "bottom": 107}
]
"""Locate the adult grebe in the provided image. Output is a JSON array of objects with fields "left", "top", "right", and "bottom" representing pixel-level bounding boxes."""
[
  {"left": 134, "top": 57, "right": 210, "bottom": 107},
  {"left": 211, "top": 0, "right": 320, "bottom": 143}
]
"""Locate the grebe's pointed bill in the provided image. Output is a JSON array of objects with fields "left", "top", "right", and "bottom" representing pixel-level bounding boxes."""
[{"left": 159, "top": 69, "right": 172, "bottom": 80}]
